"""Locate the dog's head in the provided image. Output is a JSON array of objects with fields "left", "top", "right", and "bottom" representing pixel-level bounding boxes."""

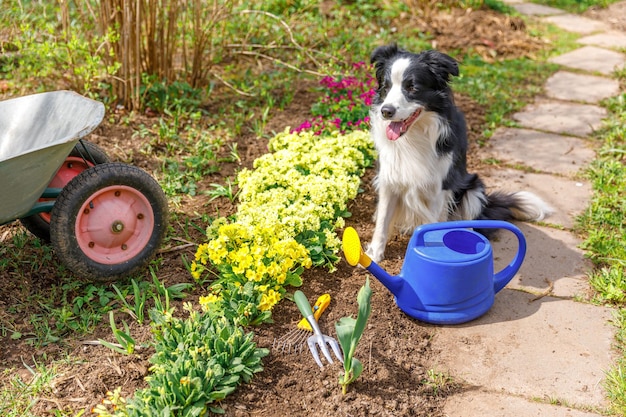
[{"left": 370, "top": 44, "right": 459, "bottom": 141}]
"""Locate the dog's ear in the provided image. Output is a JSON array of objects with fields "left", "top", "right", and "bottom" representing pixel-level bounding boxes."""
[
  {"left": 370, "top": 43, "right": 400, "bottom": 65},
  {"left": 421, "top": 50, "right": 459, "bottom": 86},
  {"left": 370, "top": 43, "right": 403, "bottom": 86}
]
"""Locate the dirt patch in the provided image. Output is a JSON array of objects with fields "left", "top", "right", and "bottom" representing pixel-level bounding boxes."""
[
  {"left": 0, "top": 4, "right": 574, "bottom": 416},
  {"left": 410, "top": 6, "right": 547, "bottom": 61},
  {"left": 584, "top": 1, "right": 626, "bottom": 31}
]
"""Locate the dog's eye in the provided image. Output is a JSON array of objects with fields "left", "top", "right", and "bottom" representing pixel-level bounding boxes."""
[{"left": 405, "top": 83, "right": 418, "bottom": 93}]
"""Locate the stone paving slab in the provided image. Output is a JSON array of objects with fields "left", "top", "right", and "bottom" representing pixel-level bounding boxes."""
[
  {"left": 438, "top": 3, "right": 623, "bottom": 416},
  {"left": 543, "top": 14, "right": 610, "bottom": 34},
  {"left": 512, "top": 99, "right": 607, "bottom": 137},
  {"left": 549, "top": 46, "right": 626, "bottom": 75},
  {"left": 490, "top": 223, "right": 592, "bottom": 297},
  {"left": 487, "top": 127, "right": 595, "bottom": 175},
  {"left": 429, "top": 290, "right": 615, "bottom": 409},
  {"left": 578, "top": 31, "right": 626, "bottom": 49},
  {"left": 481, "top": 168, "right": 591, "bottom": 229},
  {"left": 545, "top": 71, "right": 620, "bottom": 103},
  {"left": 510, "top": 3, "right": 566, "bottom": 16},
  {"left": 444, "top": 392, "right": 606, "bottom": 417}
]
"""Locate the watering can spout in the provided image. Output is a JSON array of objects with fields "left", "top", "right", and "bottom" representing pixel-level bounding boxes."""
[
  {"left": 364, "top": 260, "right": 408, "bottom": 296},
  {"left": 341, "top": 227, "right": 410, "bottom": 297}
]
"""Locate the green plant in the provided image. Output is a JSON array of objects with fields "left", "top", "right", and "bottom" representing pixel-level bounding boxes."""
[
  {"left": 292, "top": 62, "right": 375, "bottom": 136},
  {"left": 225, "top": 142, "right": 241, "bottom": 164},
  {"left": 98, "top": 311, "right": 137, "bottom": 355},
  {"left": 141, "top": 77, "right": 203, "bottom": 113},
  {"left": 112, "top": 279, "right": 148, "bottom": 324},
  {"left": 19, "top": 282, "right": 117, "bottom": 347},
  {"left": 207, "top": 178, "right": 239, "bottom": 203},
  {"left": 1, "top": 1, "right": 120, "bottom": 98},
  {"left": 423, "top": 369, "right": 454, "bottom": 396},
  {"left": 153, "top": 120, "right": 227, "bottom": 198},
  {"left": 198, "top": 281, "right": 274, "bottom": 327},
  {"left": 604, "top": 309, "right": 626, "bottom": 415},
  {"left": 335, "top": 277, "right": 372, "bottom": 394},
  {"left": 93, "top": 307, "right": 269, "bottom": 417},
  {"left": 150, "top": 267, "right": 194, "bottom": 300}
]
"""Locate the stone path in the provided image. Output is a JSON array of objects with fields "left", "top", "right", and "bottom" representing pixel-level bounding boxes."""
[{"left": 430, "top": 3, "right": 626, "bottom": 416}]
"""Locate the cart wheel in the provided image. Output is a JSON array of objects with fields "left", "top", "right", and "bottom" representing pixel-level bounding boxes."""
[
  {"left": 20, "top": 141, "right": 110, "bottom": 241},
  {"left": 50, "top": 163, "right": 168, "bottom": 282}
]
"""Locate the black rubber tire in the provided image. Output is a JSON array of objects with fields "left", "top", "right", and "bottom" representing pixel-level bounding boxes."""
[
  {"left": 20, "top": 140, "right": 110, "bottom": 242},
  {"left": 50, "top": 163, "right": 168, "bottom": 282}
]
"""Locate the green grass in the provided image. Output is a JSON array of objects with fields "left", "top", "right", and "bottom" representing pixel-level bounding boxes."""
[
  {"left": 0, "top": 360, "right": 78, "bottom": 417},
  {"left": 530, "top": 0, "right": 620, "bottom": 13},
  {"left": 579, "top": 93, "right": 626, "bottom": 301},
  {"left": 576, "top": 92, "right": 626, "bottom": 415}
]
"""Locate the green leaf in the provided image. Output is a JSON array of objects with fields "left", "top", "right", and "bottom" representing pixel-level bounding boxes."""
[
  {"left": 335, "top": 316, "right": 357, "bottom": 365},
  {"left": 283, "top": 272, "right": 303, "bottom": 287},
  {"left": 352, "top": 277, "right": 372, "bottom": 349},
  {"left": 350, "top": 357, "right": 363, "bottom": 382},
  {"left": 187, "top": 401, "right": 206, "bottom": 417},
  {"left": 209, "top": 405, "right": 225, "bottom": 414},
  {"left": 335, "top": 278, "right": 372, "bottom": 390},
  {"left": 98, "top": 338, "right": 129, "bottom": 355}
]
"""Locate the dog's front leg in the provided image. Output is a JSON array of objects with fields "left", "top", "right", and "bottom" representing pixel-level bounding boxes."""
[{"left": 367, "top": 187, "right": 399, "bottom": 262}]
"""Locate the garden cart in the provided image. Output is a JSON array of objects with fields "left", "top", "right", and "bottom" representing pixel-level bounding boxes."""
[{"left": 0, "top": 91, "right": 168, "bottom": 281}]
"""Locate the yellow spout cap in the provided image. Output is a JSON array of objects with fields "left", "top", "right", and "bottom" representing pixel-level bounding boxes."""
[{"left": 342, "top": 227, "right": 371, "bottom": 268}]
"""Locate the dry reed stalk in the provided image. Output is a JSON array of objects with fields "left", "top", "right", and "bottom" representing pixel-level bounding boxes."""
[
  {"left": 59, "top": 0, "right": 70, "bottom": 36},
  {"left": 143, "top": 0, "right": 180, "bottom": 82},
  {"left": 97, "top": 0, "right": 140, "bottom": 108},
  {"left": 97, "top": 0, "right": 182, "bottom": 109},
  {"left": 185, "top": 0, "right": 233, "bottom": 88}
]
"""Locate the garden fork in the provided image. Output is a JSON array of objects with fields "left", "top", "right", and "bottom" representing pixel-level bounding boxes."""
[{"left": 294, "top": 290, "right": 343, "bottom": 368}]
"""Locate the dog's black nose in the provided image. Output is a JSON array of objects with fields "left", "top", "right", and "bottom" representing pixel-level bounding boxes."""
[{"left": 381, "top": 104, "right": 396, "bottom": 119}]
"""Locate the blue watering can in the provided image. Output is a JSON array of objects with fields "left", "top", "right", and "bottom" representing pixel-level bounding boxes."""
[{"left": 342, "top": 220, "right": 526, "bottom": 325}]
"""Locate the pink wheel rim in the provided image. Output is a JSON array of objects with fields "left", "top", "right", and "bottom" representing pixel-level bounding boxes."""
[
  {"left": 75, "top": 185, "right": 155, "bottom": 264},
  {"left": 40, "top": 156, "right": 94, "bottom": 223}
]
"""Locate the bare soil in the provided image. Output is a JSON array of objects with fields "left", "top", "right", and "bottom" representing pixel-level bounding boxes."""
[
  {"left": 0, "top": 4, "right": 598, "bottom": 416},
  {"left": 584, "top": 1, "right": 626, "bottom": 31}
]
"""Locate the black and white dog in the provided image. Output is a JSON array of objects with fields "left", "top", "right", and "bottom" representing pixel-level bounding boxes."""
[{"left": 367, "top": 44, "right": 551, "bottom": 262}]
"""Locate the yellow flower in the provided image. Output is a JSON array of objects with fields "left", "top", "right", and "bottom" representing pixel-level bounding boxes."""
[
  {"left": 245, "top": 268, "right": 261, "bottom": 282},
  {"left": 199, "top": 294, "right": 220, "bottom": 311},
  {"left": 190, "top": 261, "right": 203, "bottom": 280},
  {"left": 259, "top": 289, "right": 281, "bottom": 311},
  {"left": 195, "top": 244, "right": 205, "bottom": 261}
]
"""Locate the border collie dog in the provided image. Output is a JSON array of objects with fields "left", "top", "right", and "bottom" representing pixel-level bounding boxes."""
[{"left": 367, "top": 44, "right": 552, "bottom": 262}]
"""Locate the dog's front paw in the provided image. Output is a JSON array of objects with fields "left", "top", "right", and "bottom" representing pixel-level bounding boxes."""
[{"left": 365, "top": 242, "right": 384, "bottom": 263}]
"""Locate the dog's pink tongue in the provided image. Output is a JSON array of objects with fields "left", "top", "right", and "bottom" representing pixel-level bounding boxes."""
[{"left": 386, "top": 122, "right": 403, "bottom": 141}]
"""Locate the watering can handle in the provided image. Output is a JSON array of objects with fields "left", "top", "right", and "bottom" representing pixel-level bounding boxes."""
[{"left": 413, "top": 220, "right": 526, "bottom": 293}]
